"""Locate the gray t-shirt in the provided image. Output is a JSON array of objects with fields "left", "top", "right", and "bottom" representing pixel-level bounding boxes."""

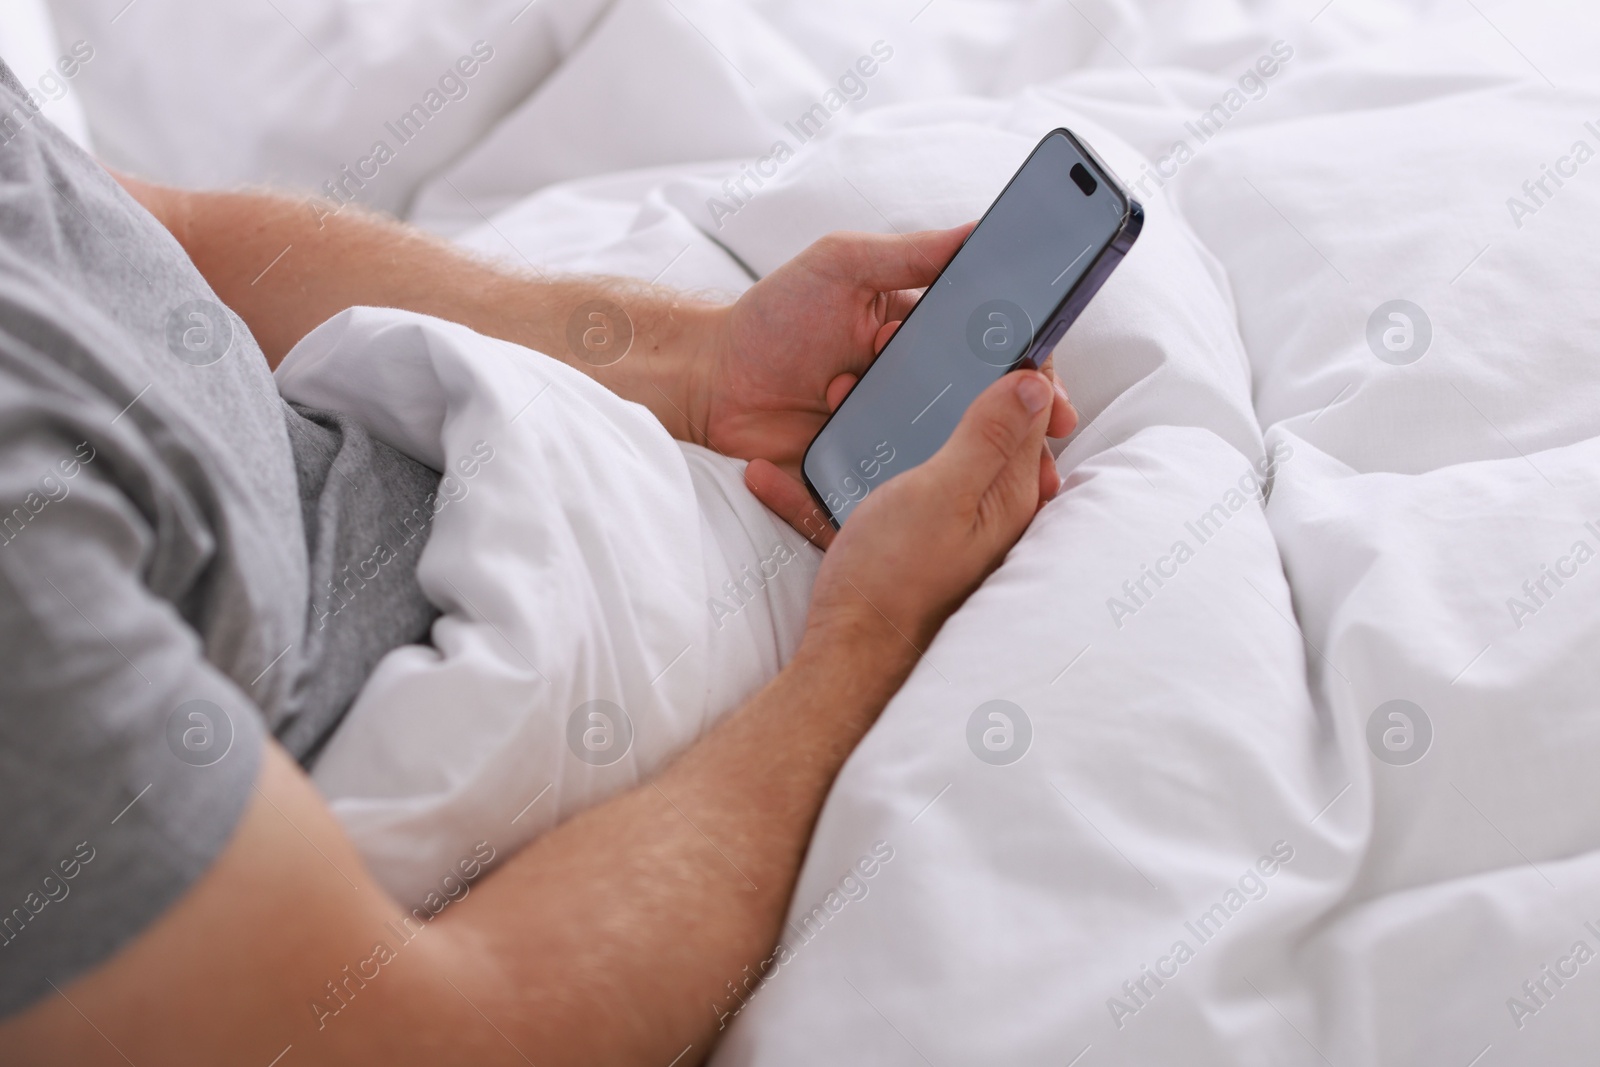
[{"left": 0, "top": 60, "right": 440, "bottom": 1016}]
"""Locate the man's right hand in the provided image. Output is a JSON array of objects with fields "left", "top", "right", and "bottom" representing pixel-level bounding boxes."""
[
  {"left": 1, "top": 370, "right": 1059, "bottom": 1067},
  {"left": 752, "top": 369, "right": 1061, "bottom": 679}
]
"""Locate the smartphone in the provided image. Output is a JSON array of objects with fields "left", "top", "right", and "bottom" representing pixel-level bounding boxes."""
[{"left": 801, "top": 128, "right": 1142, "bottom": 527}]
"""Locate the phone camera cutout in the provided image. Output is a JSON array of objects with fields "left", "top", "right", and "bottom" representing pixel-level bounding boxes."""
[{"left": 1070, "top": 163, "right": 1097, "bottom": 197}]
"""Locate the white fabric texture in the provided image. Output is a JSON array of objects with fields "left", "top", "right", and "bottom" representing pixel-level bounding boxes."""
[
  {"left": 71, "top": 0, "right": 1600, "bottom": 1062},
  {"left": 276, "top": 308, "right": 818, "bottom": 907},
  {"left": 0, "top": 0, "right": 91, "bottom": 149},
  {"left": 46, "top": 0, "right": 613, "bottom": 214}
]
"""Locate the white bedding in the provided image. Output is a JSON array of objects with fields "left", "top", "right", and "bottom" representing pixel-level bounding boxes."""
[
  {"left": 0, "top": 0, "right": 90, "bottom": 149},
  {"left": 44, "top": 0, "right": 1600, "bottom": 1062},
  {"left": 277, "top": 306, "right": 820, "bottom": 906}
]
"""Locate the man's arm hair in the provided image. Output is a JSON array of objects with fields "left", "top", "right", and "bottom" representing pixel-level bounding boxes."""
[
  {"left": 1, "top": 632, "right": 910, "bottom": 1066},
  {"left": 114, "top": 174, "right": 719, "bottom": 444}
]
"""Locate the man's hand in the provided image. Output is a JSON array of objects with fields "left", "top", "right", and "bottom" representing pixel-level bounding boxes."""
[
  {"left": 694, "top": 226, "right": 1076, "bottom": 476},
  {"left": 798, "top": 369, "right": 1060, "bottom": 677},
  {"left": 713, "top": 230, "right": 1077, "bottom": 547},
  {"left": 691, "top": 227, "right": 970, "bottom": 468}
]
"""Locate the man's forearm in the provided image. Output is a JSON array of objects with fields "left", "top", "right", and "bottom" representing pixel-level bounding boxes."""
[
  {"left": 3, "top": 624, "right": 914, "bottom": 1066},
  {"left": 116, "top": 175, "right": 722, "bottom": 443},
  {"left": 434, "top": 626, "right": 912, "bottom": 1065}
]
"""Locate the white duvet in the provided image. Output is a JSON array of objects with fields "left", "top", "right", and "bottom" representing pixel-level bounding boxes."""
[{"left": 47, "top": 0, "right": 1600, "bottom": 1062}]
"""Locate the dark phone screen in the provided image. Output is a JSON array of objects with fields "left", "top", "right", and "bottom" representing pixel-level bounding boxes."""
[{"left": 802, "top": 131, "right": 1128, "bottom": 526}]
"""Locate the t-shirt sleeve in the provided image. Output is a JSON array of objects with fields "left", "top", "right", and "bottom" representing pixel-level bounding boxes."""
[{"left": 0, "top": 427, "right": 264, "bottom": 1019}]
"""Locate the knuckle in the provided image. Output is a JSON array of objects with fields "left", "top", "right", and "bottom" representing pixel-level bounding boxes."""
[
  {"left": 813, "top": 231, "right": 844, "bottom": 255},
  {"left": 976, "top": 414, "right": 1019, "bottom": 460},
  {"left": 814, "top": 231, "right": 856, "bottom": 263}
]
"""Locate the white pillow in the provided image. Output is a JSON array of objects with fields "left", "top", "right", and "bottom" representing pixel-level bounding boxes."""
[
  {"left": 45, "top": 0, "right": 613, "bottom": 211},
  {"left": 409, "top": 0, "right": 857, "bottom": 234}
]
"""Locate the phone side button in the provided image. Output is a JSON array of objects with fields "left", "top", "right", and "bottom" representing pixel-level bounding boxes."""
[{"left": 1040, "top": 321, "right": 1069, "bottom": 352}]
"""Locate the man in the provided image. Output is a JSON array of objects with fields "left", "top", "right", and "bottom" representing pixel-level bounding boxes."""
[{"left": 0, "top": 54, "right": 1075, "bottom": 1064}]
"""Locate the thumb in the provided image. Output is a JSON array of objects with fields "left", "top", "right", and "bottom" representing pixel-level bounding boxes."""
[
  {"left": 823, "top": 223, "right": 976, "bottom": 293},
  {"left": 927, "top": 371, "right": 1053, "bottom": 511}
]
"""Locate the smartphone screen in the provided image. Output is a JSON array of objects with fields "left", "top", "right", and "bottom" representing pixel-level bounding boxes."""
[{"left": 801, "top": 129, "right": 1140, "bottom": 527}]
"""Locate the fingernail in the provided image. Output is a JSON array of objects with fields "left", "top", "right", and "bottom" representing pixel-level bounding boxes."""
[
  {"left": 1018, "top": 374, "right": 1051, "bottom": 414},
  {"left": 1053, "top": 376, "right": 1070, "bottom": 405}
]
